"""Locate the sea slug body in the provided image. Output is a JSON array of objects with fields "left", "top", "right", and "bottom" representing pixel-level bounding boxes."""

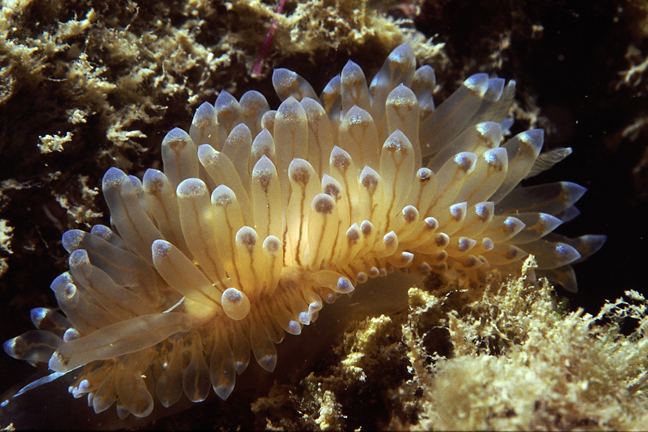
[{"left": 4, "top": 42, "right": 605, "bottom": 419}]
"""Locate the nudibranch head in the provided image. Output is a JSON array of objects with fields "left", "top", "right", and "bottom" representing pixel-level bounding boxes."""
[{"left": 3, "top": 42, "right": 605, "bottom": 419}]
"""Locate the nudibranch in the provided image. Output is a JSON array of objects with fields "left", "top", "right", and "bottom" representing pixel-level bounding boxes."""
[{"left": 4, "top": 42, "right": 605, "bottom": 419}]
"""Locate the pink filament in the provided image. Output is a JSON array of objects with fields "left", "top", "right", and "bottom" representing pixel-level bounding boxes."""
[{"left": 252, "top": 0, "right": 286, "bottom": 77}]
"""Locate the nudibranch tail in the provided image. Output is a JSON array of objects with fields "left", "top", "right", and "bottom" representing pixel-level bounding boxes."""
[{"left": 4, "top": 42, "right": 605, "bottom": 419}]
